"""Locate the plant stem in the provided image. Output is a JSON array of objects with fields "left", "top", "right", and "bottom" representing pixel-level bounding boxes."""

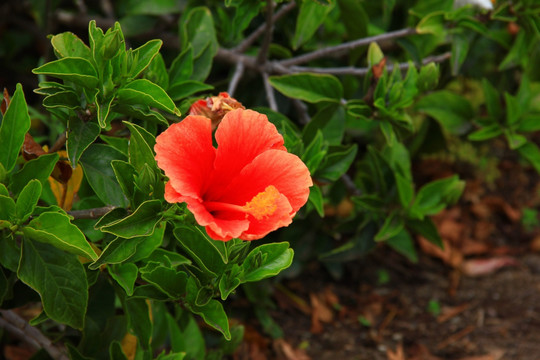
[{"left": 67, "top": 206, "right": 116, "bottom": 219}]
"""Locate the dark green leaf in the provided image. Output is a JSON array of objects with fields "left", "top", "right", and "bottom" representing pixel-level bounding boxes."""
[
  {"left": 374, "top": 211, "right": 404, "bottom": 242},
  {"left": 316, "top": 145, "right": 358, "bottom": 182},
  {"left": 124, "top": 297, "right": 152, "bottom": 350},
  {"left": 407, "top": 217, "right": 443, "bottom": 248},
  {"left": 415, "top": 90, "right": 473, "bottom": 135},
  {"left": 518, "top": 142, "right": 540, "bottom": 174},
  {"left": 18, "top": 239, "right": 88, "bottom": 329},
  {"left": 180, "top": 7, "right": 218, "bottom": 58},
  {"left": 308, "top": 185, "right": 324, "bottom": 217},
  {"left": 168, "top": 80, "right": 214, "bottom": 101},
  {"left": 42, "top": 90, "right": 81, "bottom": 110},
  {"left": 386, "top": 229, "right": 418, "bottom": 262},
  {"left": 109, "top": 263, "right": 138, "bottom": 296},
  {"left": 109, "top": 341, "right": 128, "bottom": 360},
  {"left": 10, "top": 153, "right": 59, "bottom": 196},
  {"left": 67, "top": 116, "right": 101, "bottom": 167},
  {"left": 99, "top": 200, "right": 162, "bottom": 238},
  {"left": 0, "top": 195, "right": 15, "bottom": 222},
  {"left": 80, "top": 144, "right": 129, "bottom": 207},
  {"left": 140, "top": 266, "right": 187, "bottom": 299},
  {"left": 123, "top": 122, "right": 157, "bottom": 172},
  {"left": 168, "top": 47, "right": 193, "bottom": 86},
  {"left": 270, "top": 73, "right": 343, "bottom": 103},
  {"left": 293, "top": 0, "right": 334, "bottom": 49},
  {"left": 0, "top": 84, "right": 31, "bottom": 172},
  {"left": 130, "top": 39, "right": 163, "bottom": 78}
]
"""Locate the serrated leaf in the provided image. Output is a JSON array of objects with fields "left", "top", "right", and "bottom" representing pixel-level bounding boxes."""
[
  {"left": 22, "top": 211, "right": 98, "bottom": 260},
  {"left": 32, "top": 57, "right": 99, "bottom": 88},
  {"left": 0, "top": 84, "right": 31, "bottom": 172},
  {"left": 15, "top": 180, "right": 42, "bottom": 223},
  {"left": 18, "top": 239, "right": 88, "bottom": 329},
  {"left": 270, "top": 73, "right": 343, "bottom": 103}
]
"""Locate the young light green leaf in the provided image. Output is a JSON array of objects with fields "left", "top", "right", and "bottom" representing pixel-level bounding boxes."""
[
  {"left": 270, "top": 73, "right": 343, "bottom": 103},
  {"left": 15, "top": 180, "right": 42, "bottom": 223},
  {"left": 0, "top": 83, "right": 31, "bottom": 172},
  {"left": 117, "top": 79, "right": 180, "bottom": 116},
  {"left": 32, "top": 57, "right": 99, "bottom": 88},
  {"left": 130, "top": 39, "right": 163, "bottom": 78},
  {"left": 50, "top": 32, "right": 92, "bottom": 59},
  {"left": 22, "top": 211, "right": 98, "bottom": 261},
  {"left": 18, "top": 239, "right": 88, "bottom": 329}
]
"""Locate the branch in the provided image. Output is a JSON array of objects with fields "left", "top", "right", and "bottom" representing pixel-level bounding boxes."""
[
  {"left": 256, "top": 0, "right": 275, "bottom": 65},
  {"left": 67, "top": 206, "right": 116, "bottom": 219},
  {"left": 279, "top": 28, "right": 418, "bottom": 67},
  {"left": 235, "top": 1, "right": 296, "bottom": 53},
  {"left": 0, "top": 310, "right": 68, "bottom": 360},
  {"left": 341, "top": 174, "right": 362, "bottom": 196},
  {"left": 227, "top": 62, "right": 245, "bottom": 97},
  {"left": 288, "top": 52, "right": 452, "bottom": 76},
  {"left": 262, "top": 73, "right": 278, "bottom": 111}
]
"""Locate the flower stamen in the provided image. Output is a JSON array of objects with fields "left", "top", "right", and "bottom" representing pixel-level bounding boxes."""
[{"left": 243, "top": 186, "right": 280, "bottom": 220}]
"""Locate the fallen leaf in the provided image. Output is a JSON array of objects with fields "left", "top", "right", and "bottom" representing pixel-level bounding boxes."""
[
  {"left": 273, "top": 339, "right": 311, "bottom": 360},
  {"left": 386, "top": 343, "right": 405, "bottom": 360},
  {"left": 408, "top": 343, "right": 443, "bottom": 360},
  {"left": 1, "top": 88, "right": 10, "bottom": 115},
  {"left": 437, "top": 303, "right": 470, "bottom": 323},
  {"left": 4, "top": 345, "right": 35, "bottom": 360},
  {"left": 460, "top": 257, "right": 519, "bottom": 277}
]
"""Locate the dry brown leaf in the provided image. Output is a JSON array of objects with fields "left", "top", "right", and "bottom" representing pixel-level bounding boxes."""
[
  {"left": 386, "top": 343, "right": 405, "bottom": 360},
  {"left": 372, "top": 57, "right": 387, "bottom": 79},
  {"left": 437, "top": 303, "right": 470, "bottom": 323},
  {"left": 1, "top": 88, "right": 10, "bottom": 115},
  {"left": 461, "top": 237, "right": 490, "bottom": 256},
  {"left": 460, "top": 257, "right": 518, "bottom": 277},
  {"left": 273, "top": 339, "right": 311, "bottom": 360},
  {"left": 418, "top": 236, "right": 463, "bottom": 268},
  {"left": 408, "top": 343, "right": 443, "bottom": 360}
]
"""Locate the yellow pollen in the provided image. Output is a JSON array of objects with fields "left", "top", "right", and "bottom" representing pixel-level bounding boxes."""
[{"left": 243, "top": 186, "right": 280, "bottom": 220}]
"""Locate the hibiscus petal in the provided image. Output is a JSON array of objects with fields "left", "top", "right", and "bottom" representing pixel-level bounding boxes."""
[
  {"left": 220, "top": 149, "right": 312, "bottom": 213},
  {"left": 154, "top": 115, "right": 216, "bottom": 199},
  {"left": 205, "top": 109, "right": 286, "bottom": 200},
  {"left": 240, "top": 192, "right": 294, "bottom": 240}
]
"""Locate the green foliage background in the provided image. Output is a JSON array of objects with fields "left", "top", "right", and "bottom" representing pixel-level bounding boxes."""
[{"left": 1, "top": 0, "right": 540, "bottom": 358}]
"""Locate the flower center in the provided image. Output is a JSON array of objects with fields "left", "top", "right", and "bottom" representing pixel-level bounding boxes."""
[
  {"left": 243, "top": 186, "right": 279, "bottom": 220},
  {"left": 203, "top": 185, "right": 280, "bottom": 220}
]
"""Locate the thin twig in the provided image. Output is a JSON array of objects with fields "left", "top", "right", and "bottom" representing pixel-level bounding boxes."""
[
  {"left": 228, "top": 62, "right": 245, "bottom": 96},
  {"left": 0, "top": 310, "right": 68, "bottom": 360},
  {"left": 291, "top": 99, "right": 310, "bottom": 125},
  {"left": 256, "top": 0, "right": 275, "bottom": 66},
  {"left": 235, "top": 1, "right": 297, "bottom": 53},
  {"left": 67, "top": 206, "right": 116, "bottom": 219},
  {"left": 279, "top": 28, "right": 418, "bottom": 67},
  {"left": 341, "top": 174, "right": 362, "bottom": 196},
  {"left": 288, "top": 52, "right": 452, "bottom": 76},
  {"left": 49, "top": 132, "right": 67, "bottom": 153},
  {"left": 262, "top": 72, "right": 278, "bottom": 111}
]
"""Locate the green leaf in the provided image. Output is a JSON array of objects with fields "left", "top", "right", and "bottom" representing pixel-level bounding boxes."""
[
  {"left": 410, "top": 175, "right": 464, "bottom": 219},
  {"left": 124, "top": 297, "right": 152, "bottom": 350},
  {"left": 270, "top": 73, "right": 343, "bottom": 103},
  {"left": 316, "top": 145, "right": 358, "bottom": 182},
  {"left": 0, "top": 195, "right": 16, "bottom": 221},
  {"left": 111, "top": 160, "right": 136, "bottom": 200},
  {"left": 303, "top": 104, "right": 346, "bottom": 146},
  {"left": 468, "top": 124, "right": 503, "bottom": 141},
  {"left": 518, "top": 142, "right": 540, "bottom": 174},
  {"left": 80, "top": 144, "right": 129, "bottom": 207},
  {"left": 482, "top": 78, "right": 502, "bottom": 120},
  {"left": 174, "top": 225, "right": 227, "bottom": 276},
  {"left": 67, "top": 116, "right": 101, "bottom": 167},
  {"left": 168, "top": 80, "right": 214, "bottom": 101},
  {"left": 337, "top": 0, "right": 368, "bottom": 40},
  {"left": 15, "top": 180, "right": 42, "bottom": 223},
  {"left": 407, "top": 217, "right": 443, "bottom": 248},
  {"left": 117, "top": 79, "right": 179, "bottom": 115},
  {"left": 140, "top": 265, "right": 187, "bottom": 299},
  {"left": 89, "top": 237, "right": 144, "bottom": 270},
  {"left": 10, "top": 153, "right": 59, "bottom": 196},
  {"left": 415, "top": 90, "right": 473, "bottom": 135},
  {"left": 375, "top": 211, "right": 404, "bottom": 242},
  {"left": 308, "top": 185, "right": 324, "bottom": 217},
  {"left": 50, "top": 32, "right": 92, "bottom": 59},
  {"left": 293, "top": 0, "right": 334, "bottom": 50},
  {"left": 32, "top": 57, "right": 99, "bottom": 88},
  {"left": 109, "top": 263, "right": 138, "bottom": 296},
  {"left": 167, "top": 310, "right": 205, "bottom": 359},
  {"left": 96, "top": 95, "right": 115, "bottom": 129},
  {"left": 130, "top": 39, "right": 163, "bottom": 78},
  {"left": 186, "top": 279, "right": 230, "bottom": 340},
  {"left": 302, "top": 131, "right": 327, "bottom": 174},
  {"left": 386, "top": 229, "right": 418, "bottom": 262},
  {"left": 42, "top": 90, "right": 81, "bottom": 110},
  {"left": 0, "top": 267, "right": 7, "bottom": 305},
  {"left": 18, "top": 239, "right": 88, "bottom": 329},
  {"left": 99, "top": 200, "right": 162, "bottom": 238},
  {"left": 123, "top": 122, "right": 157, "bottom": 172},
  {"left": 168, "top": 47, "right": 193, "bottom": 86},
  {"left": 241, "top": 242, "right": 294, "bottom": 283},
  {"left": 180, "top": 7, "right": 218, "bottom": 58},
  {"left": 0, "top": 83, "right": 31, "bottom": 172},
  {"left": 22, "top": 211, "right": 98, "bottom": 261},
  {"left": 109, "top": 341, "right": 128, "bottom": 360},
  {"left": 100, "top": 135, "right": 129, "bottom": 156}
]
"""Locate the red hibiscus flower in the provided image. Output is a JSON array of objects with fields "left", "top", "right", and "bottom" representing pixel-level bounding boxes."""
[
  {"left": 155, "top": 109, "right": 313, "bottom": 241},
  {"left": 189, "top": 92, "right": 245, "bottom": 130}
]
